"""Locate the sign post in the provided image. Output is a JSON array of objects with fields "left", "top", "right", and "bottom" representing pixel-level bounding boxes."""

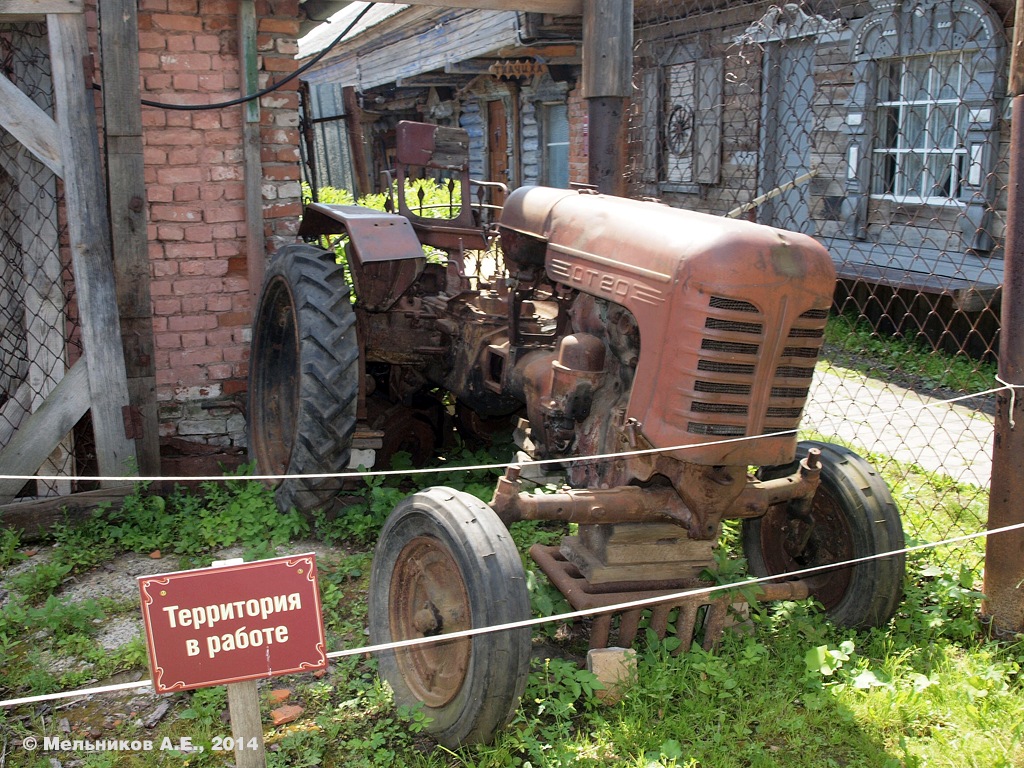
[{"left": 139, "top": 554, "right": 327, "bottom": 767}]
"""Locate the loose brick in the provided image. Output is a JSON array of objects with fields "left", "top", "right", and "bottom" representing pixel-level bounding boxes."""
[
  {"left": 168, "top": 313, "right": 217, "bottom": 331},
  {"left": 193, "top": 34, "right": 222, "bottom": 53},
  {"left": 207, "top": 294, "right": 233, "bottom": 312},
  {"left": 258, "top": 18, "right": 299, "bottom": 35},
  {"left": 205, "top": 205, "right": 245, "bottom": 223},
  {"left": 152, "top": 297, "right": 181, "bottom": 315},
  {"left": 158, "top": 166, "right": 203, "bottom": 184},
  {"left": 160, "top": 52, "right": 212, "bottom": 71},
  {"left": 172, "top": 72, "right": 200, "bottom": 91},
  {"left": 180, "top": 331, "right": 207, "bottom": 348},
  {"left": 217, "top": 311, "right": 251, "bottom": 328},
  {"left": 156, "top": 224, "right": 185, "bottom": 241},
  {"left": 155, "top": 332, "right": 183, "bottom": 349},
  {"left": 166, "top": 35, "right": 195, "bottom": 52},
  {"left": 181, "top": 296, "right": 206, "bottom": 314},
  {"left": 182, "top": 225, "right": 213, "bottom": 243},
  {"left": 152, "top": 14, "right": 202, "bottom": 32},
  {"left": 150, "top": 204, "right": 202, "bottom": 223},
  {"left": 166, "top": 242, "right": 216, "bottom": 260},
  {"left": 172, "top": 277, "right": 225, "bottom": 296},
  {"left": 167, "top": 147, "right": 200, "bottom": 165}
]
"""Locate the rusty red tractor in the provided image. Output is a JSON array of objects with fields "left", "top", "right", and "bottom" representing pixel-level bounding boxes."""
[{"left": 248, "top": 122, "right": 905, "bottom": 746}]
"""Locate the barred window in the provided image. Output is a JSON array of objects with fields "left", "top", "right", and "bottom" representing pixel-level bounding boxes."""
[{"left": 872, "top": 52, "right": 971, "bottom": 203}]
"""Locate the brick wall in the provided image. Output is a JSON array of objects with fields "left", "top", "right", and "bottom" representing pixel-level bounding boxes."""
[
  {"left": 567, "top": 84, "right": 588, "bottom": 186},
  {"left": 132, "top": 0, "right": 302, "bottom": 467}
]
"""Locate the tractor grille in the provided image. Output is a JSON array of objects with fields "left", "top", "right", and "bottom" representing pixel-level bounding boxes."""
[{"left": 686, "top": 296, "right": 828, "bottom": 439}]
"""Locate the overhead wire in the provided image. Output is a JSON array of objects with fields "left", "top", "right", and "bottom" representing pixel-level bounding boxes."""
[{"left": 92, "top": 2, "right": 377, "bottom": 112}]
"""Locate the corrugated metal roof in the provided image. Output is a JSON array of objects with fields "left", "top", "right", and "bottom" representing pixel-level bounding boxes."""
[{"left": 298, "top": 2, "right": 410, "bottom": 58}]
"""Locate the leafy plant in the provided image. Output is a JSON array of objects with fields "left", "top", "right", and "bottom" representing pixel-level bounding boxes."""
[
  {"left": 0, "top": 527, "right": 25, "bottom": 570},
  {"left": 178, "top": 686, "right": 228, "bottom": 728},
  {"left": 823, "top": 312, "right": 996, "bottom": 394},
  {"left": 8, "top": 559, "right": 71, "bottom": 603}
]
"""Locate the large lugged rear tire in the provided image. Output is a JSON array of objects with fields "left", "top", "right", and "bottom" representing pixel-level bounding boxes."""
[
  {"left": 742, "top": 440, "right": 906, "bottom": 629},
  {"left": 368, "top": 487, "right": 532, "bottom": 747},
  {"left": 248, "top": 244, "right": 358, "bottom": 516}
]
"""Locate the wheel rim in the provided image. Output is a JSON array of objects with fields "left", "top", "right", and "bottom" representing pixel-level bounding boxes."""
[
  {"left": 757, "top": 484, "right": 854, "bottom": 611},
  {"left": 251, "top": 277, "right": 299, "bottom": 478},
  {"left": 390, "top": 535, "right": 472, "bottom": 708}
]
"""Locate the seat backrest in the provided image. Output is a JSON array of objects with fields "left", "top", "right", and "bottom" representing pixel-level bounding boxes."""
[{"left": 393, "top": 121, "right": 476, "bottom": 229}]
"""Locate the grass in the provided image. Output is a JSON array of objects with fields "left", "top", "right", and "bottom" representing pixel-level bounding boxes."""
[
  {"left": 0, "top": 446, "right": 1019, "bottom": 768},
  {"left": 822, "top": 312, "right": 998, "bottom": 396},
  {"left": 0, "top": 318, "right": 1020, "bottom": 766}
]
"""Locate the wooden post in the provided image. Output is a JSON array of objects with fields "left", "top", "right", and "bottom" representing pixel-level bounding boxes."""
[
  {"left": 48, "top": 12, "right": 137, "bottom": 482},
  {"left": 343, "top": 85, "right": 372, "bottom": 197},
  {"left": 213, "top": 558, "right": 267, "bottom": 768},
  {"left": 97, "top": 0, "right": 161, "bottom": 476},
  {"left": 582, "top": 0, "right": 632, "bottom": 196},
  {"left": 982, "top": 0, "right": 1024, "bottom": 635},
  {"left": 240, "top": 0, "right": 266, "bottom": 309}
]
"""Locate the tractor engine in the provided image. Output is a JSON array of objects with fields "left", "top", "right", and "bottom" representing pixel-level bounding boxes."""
[{"left": 490, "top": 187, "right": 836, "bottom": 550}]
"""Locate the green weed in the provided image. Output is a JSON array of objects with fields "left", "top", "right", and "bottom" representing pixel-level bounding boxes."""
[{"left": 823, "top": 312, "right": 997, "bottom": 393}]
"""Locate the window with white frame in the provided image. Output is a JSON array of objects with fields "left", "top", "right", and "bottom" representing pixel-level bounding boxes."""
[
  {"left": 542, "top": 103, "right": 570, "bottom": 188},
  {"left": 843, "top": 0, "right": 1004, "bottom": 250},
  {"left": 871, "top": 52, "right": 970, "bottom": 203}
]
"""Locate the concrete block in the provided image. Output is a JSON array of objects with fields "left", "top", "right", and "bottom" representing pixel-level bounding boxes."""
[{"left": 587, "top": 646, "right": 636, "bottom": 704}]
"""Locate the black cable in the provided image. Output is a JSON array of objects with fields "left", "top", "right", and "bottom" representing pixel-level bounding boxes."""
[{"left": 96, "top": 2, "right": 375, "bottom": 112}]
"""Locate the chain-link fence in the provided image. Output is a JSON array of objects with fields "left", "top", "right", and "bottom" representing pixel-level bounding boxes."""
[
  {"left": 0, "top": 21, "right": 95, "bottom": 499},
  {"left": 628, "top": 0, "right": 1006, "bottom": 563}
]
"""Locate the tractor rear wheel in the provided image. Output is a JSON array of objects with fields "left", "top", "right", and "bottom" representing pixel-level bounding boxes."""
[
  {"left": 248, "top": 244, "right": 358, "bottom": 516},
  {"left": 742, "top": 440, "right": 905, "bottom": 628},
  {"left": 368, "top": 487, "right": 531, "bottom": 747}
]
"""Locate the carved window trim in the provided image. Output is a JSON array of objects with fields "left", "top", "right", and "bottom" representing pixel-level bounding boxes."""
[{"left": 842, "top": 0, "right": 1005, "bottom": 249}]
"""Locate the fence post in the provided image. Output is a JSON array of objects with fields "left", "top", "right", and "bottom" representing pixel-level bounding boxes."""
[
  {"left": 583, "top": 0, "right": 633, "bottom": 195},
  {"left": 982, "top": 0, "right": 1024, "bottom": 636}
]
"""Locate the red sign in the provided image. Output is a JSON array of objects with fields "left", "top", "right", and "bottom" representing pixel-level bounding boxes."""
[{"left": 138, "top": 554, "right": 326, "bottom": 692}]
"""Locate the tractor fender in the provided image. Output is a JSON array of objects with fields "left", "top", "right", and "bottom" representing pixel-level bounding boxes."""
[{"left": 298, "top": 202, "right": 426, "bottom": 312}]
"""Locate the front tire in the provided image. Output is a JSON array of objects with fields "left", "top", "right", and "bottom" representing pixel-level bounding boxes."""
[
  {"left": 742, "top": 441, "right": 905, "bottom": 628},
  {"left": 368, "top": 487, "right": 532, "bottom": 747},
  {"left": 248, "top": 244, "right": 358, "bottom": 516}
]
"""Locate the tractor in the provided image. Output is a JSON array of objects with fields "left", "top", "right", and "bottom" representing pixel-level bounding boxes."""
[{"left": 247, "top": 121, "right": 905, "bottom": 746}]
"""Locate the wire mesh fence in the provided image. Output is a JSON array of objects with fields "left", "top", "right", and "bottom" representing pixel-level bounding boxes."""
[
  {"left": 627, "top": 0, "right": 1006, "bottom": 564},
  {"left": 0, "top": 21, "right": 95, "bottom": 499}
]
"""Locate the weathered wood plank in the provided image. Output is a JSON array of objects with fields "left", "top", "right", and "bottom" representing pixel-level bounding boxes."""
[
  {"left": 375, "top": 0, "right": 580, "bottom": 13},
  {"left": 582, "top": 0, "right": 632, "bottom": 99},
  {"left": 0, "top": 382, "right": 32, "bottom": 447},
  {"left": 16, "top": 22, "right": 72, "bottom": 497},
  {"left": 48, "top": 13, "right": 137, "bottom": 484},
  {"left": 0, "top": 360, "right": 90, "bottom": 504},
  {"left": 98, "top": 0, "right": 161, "bottom": 475},
  {"left": 0, "top": 0, "right": 81, "bottom": 12},
  {"left": 305, "top": 10, "right": 520, "bottom": 90},
  {"left": 0, "top": 486, "right": 135, "bottom": 541},
  {"left": 240, "top": 0, "right": 265, "bottom": 310},
  {"left": 0, "top": 72, "right": 63, "bottom": 177}
]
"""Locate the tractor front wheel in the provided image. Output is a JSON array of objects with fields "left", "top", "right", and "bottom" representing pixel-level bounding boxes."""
[
  {"left": 368, "top": 487, "right": 532, "bottom": 747},
  {"left": 742, "top": 440, "right": 905, "bottom": 628}
]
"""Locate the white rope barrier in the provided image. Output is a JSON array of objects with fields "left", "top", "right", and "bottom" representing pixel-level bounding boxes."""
[
  {"left": 1, "top": 520, "right": 1020, "bottom": 711},
  {"left": 0, "top": 380, "right": 1015, "bottom": 710},
  {"left": 0, "top": 381, "right": 1011, "bottom": 486}
]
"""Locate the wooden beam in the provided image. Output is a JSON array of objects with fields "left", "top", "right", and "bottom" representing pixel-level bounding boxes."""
[
  {"left": 1, "top": 486, "right": 135, "bottom": 541},
  {"left": 0, "top": 0, "right": 81, "bottom": 19},
  {"left": 0, "top": 73, "right": 63, "bottom": 177},
  {"left": 48, "top": 13, "right": 137, "bottom": 483},
  {"left": 372, "top": 0, "right": 581, "bottom": 13},
  {"left": 240, "top": 0, "right": 265, "bottom": 309},
  {"left": 98, "top": 0, "right": 161, "bottom": 476},
  {"left": 0, "top": 360, "right": 90, "bottom": 504}
]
